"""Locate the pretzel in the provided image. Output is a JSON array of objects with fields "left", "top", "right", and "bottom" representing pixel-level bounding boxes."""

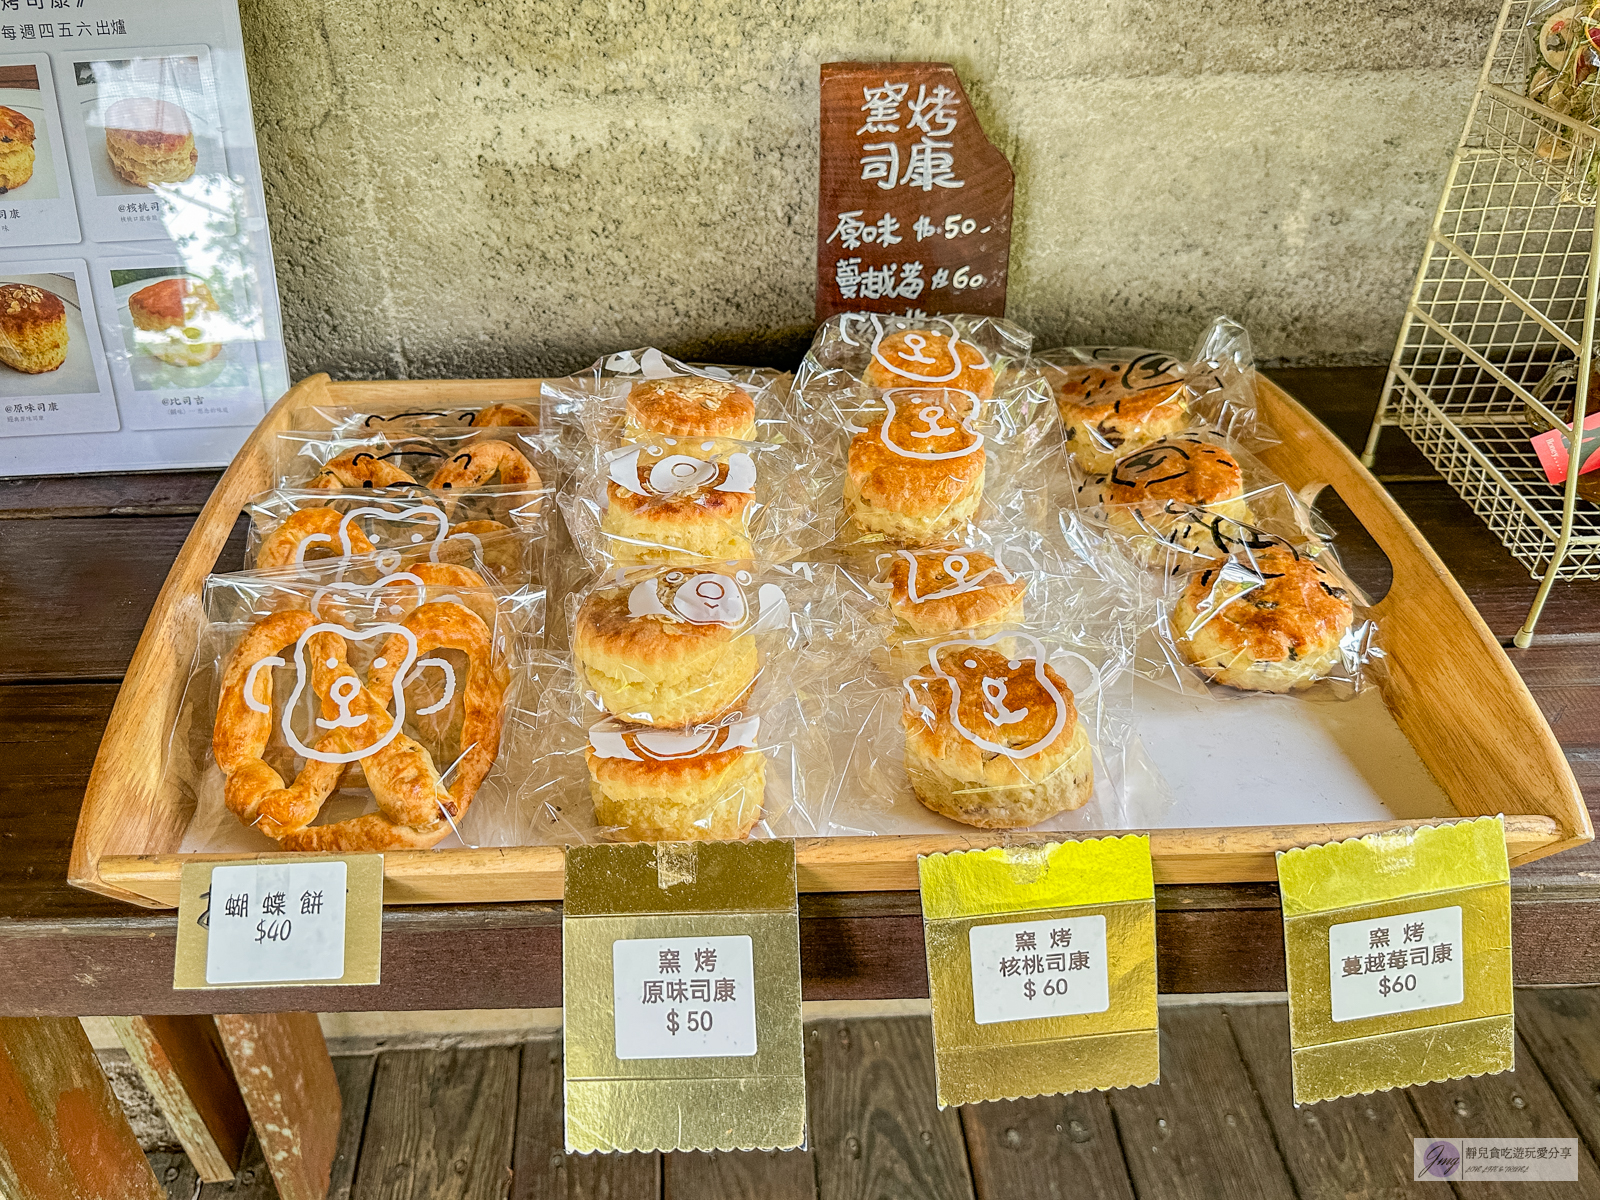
[
  {"left": 255, "top": 506, "right": 377, "bottom": 569},
  {"left": 428, "top": 440, "right": 540, "bottom": 491},
  {"left": 472, "top": 403, "right": 537, "bottom": 427},
  {"left": 212, "top": 601, "right": 505, "bottom": 851},
  {"left": 306, "top": 447, "right": 419, "bottom": 490}
]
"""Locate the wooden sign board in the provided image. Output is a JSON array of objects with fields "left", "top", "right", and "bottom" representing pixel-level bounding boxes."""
[{"left": 816, "top": 61, "right": 1014, "bottom": 322}]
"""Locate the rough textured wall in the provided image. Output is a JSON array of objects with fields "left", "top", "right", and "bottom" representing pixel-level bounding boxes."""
[{"left": 238, "top": 1, "right": 1499, "bottom": 378}]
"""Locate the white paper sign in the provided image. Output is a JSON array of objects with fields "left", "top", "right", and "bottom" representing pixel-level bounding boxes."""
[
  {"left": 1329, "top": 904, "right": 1463, "bottom": 1022},
  {"left": 204, "top": 861, "right": 348, "bottom": 985},
  {"left": 611, "top": 934, "right": 757, "bottom": 1060},
  {"left": 969, "top": 914, "right": 1109, "bottom": 1026}
]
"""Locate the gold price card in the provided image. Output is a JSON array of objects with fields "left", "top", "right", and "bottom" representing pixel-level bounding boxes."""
[
  {"left": 1279, "top": 816, "right": 1514, "bottom": 1106},
  {"left": 173, "top": 854, "right": 384, "bottom": 990},
  {"left": 562, "top": 839, "right": 805, "bottom": 1154},
  {"left": 920, "top": 834, "right": 1158, "bottom": 1107}
]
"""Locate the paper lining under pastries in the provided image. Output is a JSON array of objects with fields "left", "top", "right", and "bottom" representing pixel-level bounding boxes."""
[
  {"left": 902, "top": 645, "right": 1093, "bottom": 828},
  {"left": 104, "top": 97, "right": 196, "bottom": 187},
  {"left": 0, "top": 105, "right": 36, "bottom": 192},
  {"left": 1172, "top": 545, "right": 1354, "bottom": 692},
  {"left": 0, "top": 282, "right": 67, "bottom": 373},
  {"left": 586, "top": 723, "right": 766, "bottom": 841},
  {"left": 846, "top": 397, "right": 985, "bottom": 543},
  {"left": 129, "top": 277, "right": 221, "bottom": 367}
]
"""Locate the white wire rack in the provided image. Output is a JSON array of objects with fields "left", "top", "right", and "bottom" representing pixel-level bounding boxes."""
[{"left": 1366, "top": 0, "right": 1600, "bottom": 644}]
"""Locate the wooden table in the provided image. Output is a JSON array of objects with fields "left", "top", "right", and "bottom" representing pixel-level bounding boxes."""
[{"left": 3, "top": 368, "right": 1598, "bottom": 1020}]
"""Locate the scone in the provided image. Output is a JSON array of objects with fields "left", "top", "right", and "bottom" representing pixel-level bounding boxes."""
[
  {"left": 586, "top": 716, "right": 766, "bottom": 840},
  {"left": 573, "top": 568, "right": 764, "bottom": 726},
  {"left": 846, "top": 393, "right": 985, "bottom": 543},
  {"left": 1104, "top": 436, "right": 1253, "bottom": 563},
  {"left": 1171, "top": 545, "right": 1355, "bottom": 692},
  {"left": 128, "top": 277, "right": 221, "bottom": 367},
  {"left": 625, "top": 377, "right": 757, "bottom": 440},
  {"left": 880, "top": 549, "right": 1025, "bottom": 636},
  {"left": 602, "top": 443, "right": 755, "bottom": 564},
  {"left": 0, "top": 105, "right": 37, "bottom": 193},
  {"left": 0, "top": 283, "right": 67, "bottom": 374},
  {"left": 902, "top": 642, "right": 1093, "bottom": 828},
  {"left": 1048, "top": 349, "right": 1191, "bottom": 475},
  {"left": 105, "top": 98, "right": 197, "bottom": 187},
  {"left": 864, "top": 327, "right": 995, "bottom": 401}
]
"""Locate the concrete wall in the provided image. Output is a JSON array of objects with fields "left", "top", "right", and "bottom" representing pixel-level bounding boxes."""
[{"left": 238, "top": 0, "right": 1500, "bottom": 379}]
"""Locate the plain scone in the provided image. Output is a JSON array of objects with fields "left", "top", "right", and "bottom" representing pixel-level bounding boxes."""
[{"left": 0, "top": 282, "right": 67, "bottom": 373}]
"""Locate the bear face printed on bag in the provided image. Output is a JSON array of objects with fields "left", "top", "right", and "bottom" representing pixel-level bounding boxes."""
[
  {"left": 872, "top": 389, "right": 984, "bottom": 461},
  {"left": 625, "top": 568, "right": 789, "bottom": 634},
  {"left": 587, "top": 713, "right": 761, "bottom": 762},
  {"left": 880, "top": 548, "right": 1020, "bottom": 605},
  {"left": 606, "top": 441, "right": 757, "bottom": 500}
]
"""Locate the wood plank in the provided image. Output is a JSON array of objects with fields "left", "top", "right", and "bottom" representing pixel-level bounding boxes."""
[
  {"left": 1514, "top": 988, "right": 1600, "bottom": 1163},
  {"left": 665, "top": 1147, "right": 816, "bottom": 1198},
  {"left": 1105, "top": 1005, "right": 1297, "bottom": 1200},
  {"left": 111, "top": 1014, "right": 251, "bottom": 1181},
  {"left": 804, "top": 1017, "right": 974, "bottom": 1200},
  {"left": 1405, "top": 1034, "right": 1600, "bottom": 1197},
  {"left": 201, "top": 1133, "right": 277, "bottom": 1198},
  {"left": 0, "top": 1015, "right": 165, "bottom": 1200},
  {"left": 1224, "top": 1002, "right": 1429, "bottom": 1199},
  {"left": 330, "top": 1055, "right": 379, "bottom": 1200},
  {"left": 509, "top": 1036, "right": 660, "bottom": 1200},
  {"left": 0, "top": 471, "right": 220, "bottom": 518},
  {"left": 354, "top": 1044, "right": 520, "bottom": 1200},
  {"left": 959, "top": 1091, "right": 1134, "bottom": 1200},
  {"left": 215, "top": 1013, "right": 341, "bottom": 1200}
]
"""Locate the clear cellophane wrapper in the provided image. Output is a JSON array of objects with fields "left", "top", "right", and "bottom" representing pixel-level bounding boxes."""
[
  {"left": 790, "top": 314, "right": 1058, "bottom": 552},
  {"left": 541, "top": 346, "right": 796, "bottom": 447},
  {"left": 509, "top": 560, "right": 880, "bottom": 843},
  {"left": 1140, "top": 513, "right": 1384, "bottom": 702},
  {"left": 558, "top": 432, "right": 832, "bottom": 570},
  {"left": 294, "top": 395, "right": 546, "bottom": 437},
  {"left": 818, "top": 529, "right": 1173, "bottom": 836},
  {"left": 273, "top": 427, "right": 565, "bottom": 494},
  {"left": 1042, "top": 314, "right": 1276, "bottom": 483},
  {"left": 243, "top": 486, "right": 552, "bottom": 590},
  {"left": 162, "top": 555, "right": 544, "bottom": 856}
]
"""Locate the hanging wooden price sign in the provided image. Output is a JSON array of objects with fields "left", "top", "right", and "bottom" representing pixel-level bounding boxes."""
[{"left": 816, "top": 61, "right": 1014, "bottom": 322}]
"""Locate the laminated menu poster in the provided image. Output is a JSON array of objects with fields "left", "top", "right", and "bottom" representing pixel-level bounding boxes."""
[{"left": 0, "top": 2, "right": 287, "bottom": 475}]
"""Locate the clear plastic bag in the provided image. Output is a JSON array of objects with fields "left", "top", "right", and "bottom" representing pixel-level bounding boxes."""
[
  {"left": 161, "top": 559, "right": 543, "bottom": 856},
  {"left": 559, "top": 433, "right": 829, "bottom": 569},
  {"left": 295, "top": 396, "right": 544, "bottom": 437},
  {"left": 512, "top": 560, "right": 879, "bottom": 843},
  {"left": 792, "top": 311, "right": 1033, "bottom": 404},
  {"left": 543, "top": 346, "right": 794, "bottom": 447},
  {"left": 274, "top": 428, "right": 563, "bottom": 494},
  {"left": 1143, "top": 532, "right": 1382, "bottom": 700},
  {"left": 244, "top": 487, "right": 551, "bottom": 587}
]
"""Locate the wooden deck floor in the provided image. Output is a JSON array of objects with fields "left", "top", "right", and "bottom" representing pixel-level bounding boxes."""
[{"left": 149, "top": 989, "right": 1600, "bottom": 1199}]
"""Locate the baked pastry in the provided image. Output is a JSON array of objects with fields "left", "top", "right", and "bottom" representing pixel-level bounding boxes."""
[
  {"left": 902, "top": 642, "right": 1093, "bottom": 828},
  {"left": 602, "top": 443, "right": 755, "bottom": 564},
  {"left": 586, "top": 716, "right": 765, "bottom": 840},
  {"left": 846, "top": 393, "right": 985, "bottom": 542},
  {"left": 1103, "top": 436, "right": 1253, "bottom": 562},
  {"left": 104, "top": 98, "right": 197, "bottom": 187},
  {"left": 879, "top": 549, "right": 1025, "bottom": 636},
  {"left": 1048, "top": 349, "right": 1191, "bottom": 475},
  {"left": 574, "top": 568, "right": 781, "bottom": 726},
  {"left": 307, "top": 447, "right": 419, "bottom": 489},
  {"left": 128, "top": 278, "right": 221, "bottom": 367},
  {"left": 471, "top": 403, "right": 536, "bottom": 427},
  {"left": 0, "top": 283, "right": 67, "bottom": 374},
  {"left": 0, "top": 105, "right": 36, "bottom": 193},
  {"left": 1171, "top": 544, "right": 1355, "bottom": 692},
  {"left": 255, "top": 505, "right": 376, "bottom": 569},
  {"left": 625, "top": 377, "right": 757, "bottom": 440},
  {"left": 864, "top": 327, "right": 994, "bottom": 402},
  {"left": 427, "top": 440, "right": 540, "bottom": 490}
]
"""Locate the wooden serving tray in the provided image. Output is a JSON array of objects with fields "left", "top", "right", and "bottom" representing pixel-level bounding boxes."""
[{"left": 69, "top": 373, "right": 1593, "bottom": 908}]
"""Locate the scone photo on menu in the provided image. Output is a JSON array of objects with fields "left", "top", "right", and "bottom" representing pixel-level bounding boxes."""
[
  {"left": 1040, "top": 347, "right": 1191, "bottom": 475},
  {"left": 1170, "top": 543, "right": 1357, "bottom": 693},
  {"left": 0, "top": 102, "right": 36, "bottom": 193},
  {"left": 1102, "top": 434, "right": 1254, "bottom": 565},
  {"left": 127, "top": 276, "right": 219, "bottom": 367},
  {"left": 845, "top": 387, "right": 986, "bottom": 544},
  {"left": 584, "top": 714, "right": 767, "bottom": 841},
  {"left": 0, "top": 281, "right": 67, "bottom": 373},
  {"left": 900, "top": 635, "right": 1094, "bottom": 829},
  {"left": 103, "top": 97, "right": 197, "bottom": 187}
]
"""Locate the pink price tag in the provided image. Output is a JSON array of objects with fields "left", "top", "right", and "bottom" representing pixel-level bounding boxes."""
[{"left": 1530, "top": 411, "right": 1600, "bottom": 484}]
